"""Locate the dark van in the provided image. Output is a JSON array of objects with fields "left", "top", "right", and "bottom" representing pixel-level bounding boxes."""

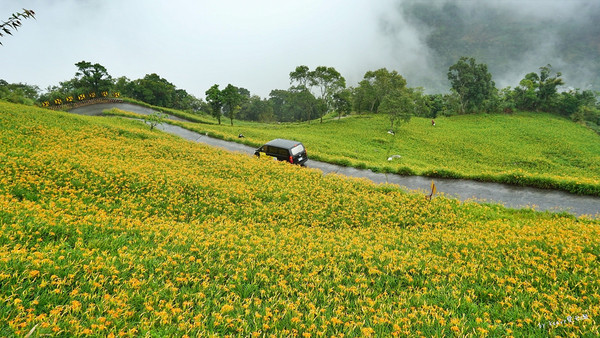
[{"left": 255, "top": 138, "right": 308, "bottom": 166}]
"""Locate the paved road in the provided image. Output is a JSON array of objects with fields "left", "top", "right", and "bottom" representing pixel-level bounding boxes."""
[{"left": 69, "top": 103, "right": 600, "bottom": 218}]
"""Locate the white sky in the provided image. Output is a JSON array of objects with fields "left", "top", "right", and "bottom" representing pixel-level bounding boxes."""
[{"left": 1, "top": 0, "right": 400, "bottom": 98}]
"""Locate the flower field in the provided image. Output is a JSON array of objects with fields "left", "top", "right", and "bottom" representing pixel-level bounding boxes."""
[
  {"left": 160, "top": 111, "right": 600, "bottom": 196},
  {"left": 1, "top": 102, "right": 599, "bottom": 336}
]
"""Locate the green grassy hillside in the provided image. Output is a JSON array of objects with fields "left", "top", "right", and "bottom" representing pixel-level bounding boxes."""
[
  {"left": 135, "top": 111, "right": 600, "bottom": 196},
  {"left": 1, "top": 102, "right": 599, "bottom": 336}
]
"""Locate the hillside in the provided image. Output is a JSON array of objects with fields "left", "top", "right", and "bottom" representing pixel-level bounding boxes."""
[
  {"left": 1, "top": 102, "right": 599, "bottom": 336},
  {"left": 397, "top": 1, "right": 600, "bottom": 91},
  {"left": 142, "top": 111, "right": 600, "bottom": 196}
]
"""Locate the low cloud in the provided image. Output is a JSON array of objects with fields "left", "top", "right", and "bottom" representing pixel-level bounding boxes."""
[{"left": 1, "top": 0, "right": 598, "bottom": 97}]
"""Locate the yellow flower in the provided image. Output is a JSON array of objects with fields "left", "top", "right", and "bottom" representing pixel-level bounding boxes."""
[
  {"left": 220, "top": 304, "right": 234, "bottom": 313},
  {"left": 71, "top": 300, "right": 82, "bottom": 311},
  {"left": 361, "top": 327, "right": 376, "bottom": 337}
]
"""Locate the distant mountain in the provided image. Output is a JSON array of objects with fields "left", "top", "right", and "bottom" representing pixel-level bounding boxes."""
[{"left": 386, "top": 0, "right": 600, "bottom": 92}]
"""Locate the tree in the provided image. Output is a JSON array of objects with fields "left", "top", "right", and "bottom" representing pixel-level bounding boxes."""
[
  {"left": 268, "top": 88, "right": 319, "bottom": 123},
  {"left": 332, "top": 89, "right": 352, "bottom": 120},
  {"left": 285, "top": 83, "right": 318, "bottom": 123},
  {"left": 38, "top": 79, "right": 78, "bottom": 106},
  {"left": 144, "top": 111, "right": 167, "bottom": 130},
  {"left": 173, "top": 88, "right": 204, "bottom": 112},
  {"left": 425, "top": 93, "right": 445, "bottom": 118},
  {"left": 311, "top": 66, "right": 346, "bottom": 122},
  {"left": 0, "top": 9, "right": 35, "bottom": 46},
  {"left": 289, "top": 65, "right": 311, "bottom": 89},
  {"left": 378, "top": 89, "right": 414, "bottom": 132},
  {"left": 114, "top": 75, "right": 202, "bottom": 112},
  {"left": 514, "top": 64, "right": 565, "bottom": 112},
  {"left": 513, "top": 74, "right": 539, "bottom": 111},
  {"left": 268, "top": 89, "right": 290, "bottom": 122},
  {"left": 205, "top": 84, "right": 223, "bottom": 124},
  {"left": 289, "top": 65, "right": 346, "bottom": 122},
  {"left": 221, "top": 84, "right": 245, "bottom": 126},
  {"left": 357, "top": 68, "right": 407, "bottom": 114},
  {"left": 447, "top": 57, "right": 495, "bottom": 113},
  {"left": 74, "top": 61, "right": 113, "bottom": 95},
  {"left": 130, "top": 73, "right": 177, "bottom": 108},
  {"left": 409, "top": 87, "right": 431, "bottom": 118},
  {"left": 0, "top": 80, "right": 40, "bottom": 105},
  {"left": 557, "top": 89, "right": 597, "bottom": 118},
  {"left": 537, "top": 65, "right": 564, "bottom": 111},
  {"left": 288, "top": 87, "right": 319, "bottom": 123},
  {"left": 113, "top": 76, "right": 132, "bottom": 95},
  {"left": 351, "top": 82, "right": 375, "bottom": 114},
  {"left": 239, "top": 95, "right": 274, "bottom": 122}
]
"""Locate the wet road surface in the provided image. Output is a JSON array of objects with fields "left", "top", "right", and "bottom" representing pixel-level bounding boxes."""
[{"left": 69, "top": 103, "right": 600, "bottom": 218}]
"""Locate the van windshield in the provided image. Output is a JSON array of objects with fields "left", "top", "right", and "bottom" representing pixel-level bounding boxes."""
[{"left": 290, "top": 144, "right": 305, "bottom": 156}]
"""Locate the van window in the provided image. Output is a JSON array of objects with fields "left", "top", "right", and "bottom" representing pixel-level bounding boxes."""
[
  {"left": 290, "top": 144, "right": 305, "bottom": 156},
  {"left": 265, "top": 146, "right": 287, "bottom": 156}
]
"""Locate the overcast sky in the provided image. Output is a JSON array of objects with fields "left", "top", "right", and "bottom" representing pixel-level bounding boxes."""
[
  {"left": 1, "top": 1, "right": 596, "bottom": 98},
  {"left": 1, "top": 0, "right": 400, "bottom": 98}
]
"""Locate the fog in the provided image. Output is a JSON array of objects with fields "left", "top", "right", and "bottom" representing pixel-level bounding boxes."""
[
  {"left": 381, "top": 0, "right": 600, "bottom": 92},
  {"left": 1, "top": 0, "right": 597, "bottom": 98}
]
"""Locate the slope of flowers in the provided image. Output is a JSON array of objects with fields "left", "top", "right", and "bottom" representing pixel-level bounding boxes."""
[
  {"left": 0, "top": 102, "right": 599, "bottom": 336},
  {"left": 169, "top": 112, "right": 600, "bottom": 196}
]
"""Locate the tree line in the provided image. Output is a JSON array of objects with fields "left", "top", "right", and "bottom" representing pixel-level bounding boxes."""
[
  {"left": 201, "top": 58, "right": 599, "bottom": 132},
  {"left": 1, "top": 58, "right": 599, "bottom": 132}
]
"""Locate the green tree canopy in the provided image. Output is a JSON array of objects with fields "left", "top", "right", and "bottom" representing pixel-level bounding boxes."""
[
  {"left": 239, "top": 95, "right": 274, "bottom": 122},
  {"left": 0, "top": 79, "right": 40, "bottom": 105},
  {"left": 378, "top": 88, "right": 414, "bottom": 132},
  {"left": 221, "top": 84, "right": 246, "bottom": 126},
  {"left": 205, "top": 84, "right": 224, "bottom": 125},
  {"left": 447, "top": 57, "right": 495, "bottom": 113},
  {"left": 514, "top": 64, "right": 564, "bottom": 112},
  {"left": 129, "top": 73, "right": 178, "bottom": 108},
  {"left": 355, "top": 68, "right": 407, "bottom": 114},
  {"left": 311, "top": 66, "right": 346, "bottom": 122},
  {"left": 289, "top": 65, "right": 346, "bottom": 122},
  {"left": 74, "top": 61, "right": 113, "bottom": 95},
  {"left": 269, "top": 88, "right": 319, "bottom": 123},
  {"left": 289, "top": 65, "right": 311, "bottom": 89},
  {"left": 332, "top": 88, "right": 352, "bottom": 120}
]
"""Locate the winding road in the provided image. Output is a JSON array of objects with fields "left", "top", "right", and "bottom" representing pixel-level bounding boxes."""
[{"left": 69, "top": 103, "right": 600, "bottom": 218}]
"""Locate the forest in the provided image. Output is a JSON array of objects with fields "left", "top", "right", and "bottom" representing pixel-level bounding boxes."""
[{"left": 2, "top": 56, "right": 599, "bottom": 134}]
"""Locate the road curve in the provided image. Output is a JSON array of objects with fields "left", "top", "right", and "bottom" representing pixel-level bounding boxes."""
[{"left": 68, "top": 103, "right": 600, "bottom": 218}]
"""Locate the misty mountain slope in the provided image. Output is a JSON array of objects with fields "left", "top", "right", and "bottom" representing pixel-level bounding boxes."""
[{"left": 385, "top": 0, "right": 600, "bottom": 91}]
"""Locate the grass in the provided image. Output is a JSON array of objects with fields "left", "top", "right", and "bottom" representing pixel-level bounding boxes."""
[
  {"left": 116, "top": 109, "right": 599, "bottom": 196},
  {"left": 1, "top": 101, "right": 599, "bottom": 336}
]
